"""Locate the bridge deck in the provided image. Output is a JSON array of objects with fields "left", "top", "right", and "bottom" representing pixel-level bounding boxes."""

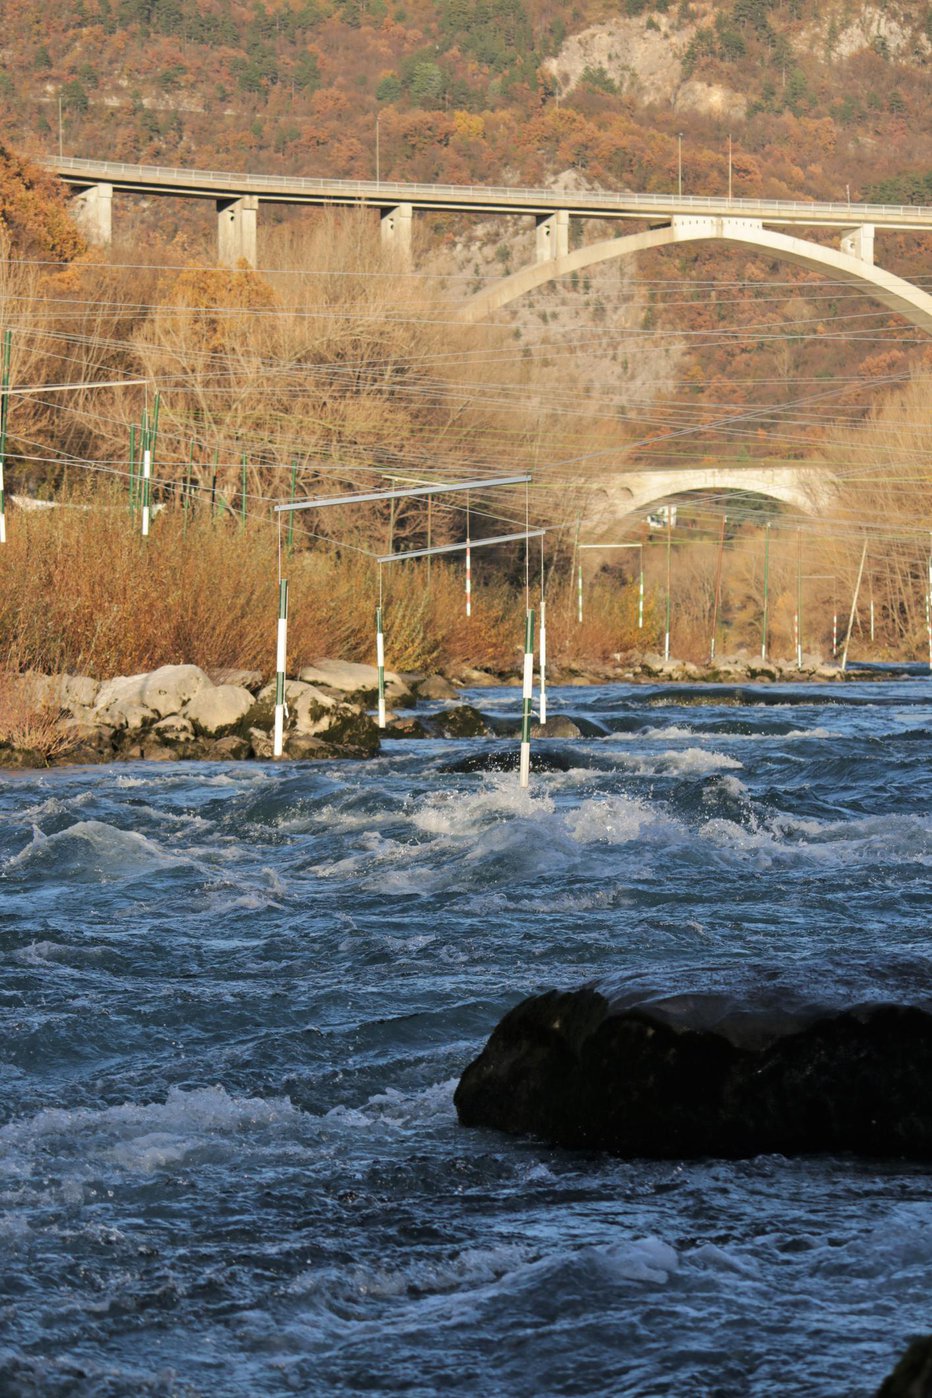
[{"left": 47, "top": 156, "right": 932, "bottom": 231}]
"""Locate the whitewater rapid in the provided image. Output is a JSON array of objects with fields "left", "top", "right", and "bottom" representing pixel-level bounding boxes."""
[{"left": 1, "top": 680, "right": 931, "bottom": 1395}]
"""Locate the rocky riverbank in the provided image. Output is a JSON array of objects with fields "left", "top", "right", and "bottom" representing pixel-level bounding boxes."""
[{"left": 0, "top": 648, "right": 888, "bottom": 768}]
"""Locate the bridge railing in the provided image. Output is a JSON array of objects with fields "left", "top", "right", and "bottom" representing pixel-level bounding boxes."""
[{"left": 50, "top": 156, "right": 932, "bottom": 223}]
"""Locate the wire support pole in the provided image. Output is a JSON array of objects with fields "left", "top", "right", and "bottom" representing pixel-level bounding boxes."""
[{"left": 840, "top": 540, "right": 868, "bottom": 672}]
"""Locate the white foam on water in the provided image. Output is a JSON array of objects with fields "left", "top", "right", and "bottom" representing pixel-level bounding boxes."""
[
  {"left": 322, "top": 1078, "right": 457, "bottom": 1134},
  {"left": 566, "top": 793, "right": 684, "bottom": 846},
  {"left": 591, "top": 1236, "right": 679, "bottom": 1284},
  {"left": 412, "top": 777, "right": 554, "bottom": 836},
  {"left": 11, "top": 939, "right": 105, "bottom": 968},
  {"left": 618, "top": 747, "right": 744, "bottom": 776},
  {"left": 3, "top": 819, "right": 193, "bottom": 880},
  {"left": 0, "top": 1085, "right": 306, "bottom": 1179}
]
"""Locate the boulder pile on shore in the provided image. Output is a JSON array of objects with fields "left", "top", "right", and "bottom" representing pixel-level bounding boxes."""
[{"left": 0, "top": 661, "right": 406, "bottom": 767}]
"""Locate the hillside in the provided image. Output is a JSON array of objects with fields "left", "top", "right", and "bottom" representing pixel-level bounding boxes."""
[{"left": 1, "top": 0, "right": 929, "bottom": 200}]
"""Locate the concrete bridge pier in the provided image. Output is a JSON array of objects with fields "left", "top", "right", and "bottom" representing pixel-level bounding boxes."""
[
  {"left": 70, "top": 182, "right": 112, "bottom": 247},
  {"left": 841, "top": 224, "right": 874, "bottom": 263},
  {"left": 535, "top": 209, "right": 569, "bottom": 261},
  {"left": 380, "top": 203, "right": 413, "bottom": 264},
  {"left": 217, "top": 195, "right": 258, "bottom": 267}
]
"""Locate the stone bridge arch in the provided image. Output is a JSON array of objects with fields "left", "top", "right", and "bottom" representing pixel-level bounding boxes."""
[
  {"left": 586, "top": 465, "right": 835, "bottom": 532},
  {"left": 459, "top": 216, "right": 932, "bottom": 332}
]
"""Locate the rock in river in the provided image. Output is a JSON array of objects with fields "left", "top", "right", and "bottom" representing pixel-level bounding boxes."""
[{"left": 455, "top": 961, "right": 932, "bottom": 1159}]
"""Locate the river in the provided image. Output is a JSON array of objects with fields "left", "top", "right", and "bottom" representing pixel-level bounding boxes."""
[{"left": 2, "top": 679, "right": 931, "bottom": 1396}]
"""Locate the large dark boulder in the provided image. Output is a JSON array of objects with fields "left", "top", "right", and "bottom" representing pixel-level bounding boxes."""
[
  {"left": 877, "top": 1336, "right": 932, "bottom": 1396},
  {"left": 455, "top": 963, "right": 932, "bottom": 1159}
]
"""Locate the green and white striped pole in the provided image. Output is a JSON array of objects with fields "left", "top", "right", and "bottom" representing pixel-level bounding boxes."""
[
  {"left": 519, "top": 607, "right": 535, "bottom": 789},
  {"left": 761, "top": 522, "right": 770, "bottom": 659},
  {"left": 0, "top": 328, "right": 10, "bottom": 545},
  {"left": 141, "top": 420, "right": 152, "bottom": 537},
  {"left": 376, "top": 603, "right": 386, "bottom": 728},
  {"left": 638, "top": 560, "right": 644, "bottom": 629},
  {"left": 273, "top": 578, "right": 289, "bottom": 758},
  {"left": 538, "top": 539, "right": 547, "bottom": 725},
  {"left": 465, "top": 496, "right": 471, "bottom": 617},
  {"left": 538, "top": 598, "right": 547, "bottom": 726}
]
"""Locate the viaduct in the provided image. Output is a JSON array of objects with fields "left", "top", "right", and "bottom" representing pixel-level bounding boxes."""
[{"left": 46, "top": 156, "right": 932, "bottom": 522}]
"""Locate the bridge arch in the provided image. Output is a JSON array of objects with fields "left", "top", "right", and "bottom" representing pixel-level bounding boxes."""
[
  {"left": 459, "top": 216, "right": 932, "bottom": 333},
  {"left": 593, "top": 465, "right": 833, "bottom": 525}
]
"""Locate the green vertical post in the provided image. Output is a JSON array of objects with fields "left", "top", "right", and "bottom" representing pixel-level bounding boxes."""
[
  {"left": 795, "top": 530, "right": 802, "bottom": 668},
  {"left": 664, "top": 510, "right": 672, "bottom": 661},
  {"left": 211, "top": 448, "right": 218, "bottom": 519},
  {"left": 240, "top": 453, "right": 248, "bottom": 530},
  {"left": 519, "top": 607, "right": 535, "bottom": 789},
  {"left": 376, "top": 604, "right": 386, "bottom": 728},
  {"left": 287, "top": 459, "right": 297, "bottom": 555},
  {"left": 273, "top": 577, "right": 289, "bottom": 758},
  {"left": 761, "top": 522, "right": 770, "bottom": 660},
  {"left": 638, "top": 555, "right": 644, "bottom": 629},
  {"left": 0, "top": 329, "right": 11, "bottom": 545}
]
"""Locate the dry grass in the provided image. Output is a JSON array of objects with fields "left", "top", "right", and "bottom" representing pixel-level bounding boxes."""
[
  {"left": 0, "top": 483, "right": 649, "bottom": 680},
  {"left": 0, "top": 672, "right": 77, "bottom": 763}
]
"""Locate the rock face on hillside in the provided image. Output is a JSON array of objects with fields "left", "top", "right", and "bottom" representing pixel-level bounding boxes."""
[{"left": 455, "top": 964, "right": 932, "bottom": 1159}]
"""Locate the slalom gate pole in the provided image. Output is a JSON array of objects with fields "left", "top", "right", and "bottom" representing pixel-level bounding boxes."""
[
  {"left": 376, "top": 601, "right": 386, "bottom": 729},
  {"left": 0, "top": 328, "right": 11, "bottom": 545},
  {"left": 539, "top": 598, "right": 547, "bottom": 726},
  {"left": 465, "top": 495, "right": 472, "bottom": 617},
  {"left": 273, "top": 578, "right": 289, "bottom": 758},
  {"left": 664, "top": 511, "right": 672, "bottom": 661},
  {"left": 519, "top": 607, "right": 535, "bottom": 789},
  {"left": 795, "top": 531, "right": 802, "bottom": 668},
  {"left": 538, "top": 540, "right": 547, "bottom": 726},
  {"left": 709, "top": 513, "right": 726, "bottom": 663},
  {"left": 833, "top": 613, "right": 838, "bottom": 659},
  {"left": 141, "top": 430, "right": 152, "bottom": 538},
  {"left": 761, "top": 523, "right": 770, "bottom": 659},
  {"left": 638, "top": 560, "right": 644, "bottom": 629},
  {"left": 465, "top": 541, "right": 472, "bottom": 616}
]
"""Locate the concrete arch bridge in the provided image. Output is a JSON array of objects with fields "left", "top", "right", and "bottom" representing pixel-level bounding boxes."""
[{"left": 591, "top": 463, "right": 835, "bottom": 530}]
